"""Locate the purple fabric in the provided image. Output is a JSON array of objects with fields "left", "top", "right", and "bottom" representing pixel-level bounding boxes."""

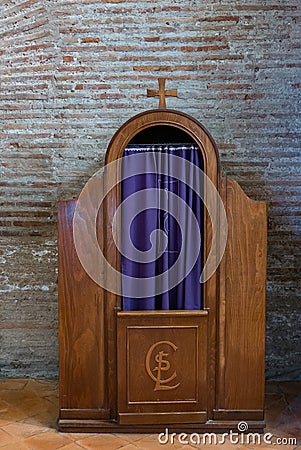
[{"left": 121, "top": 145, "right": 203, "bottom": 310}]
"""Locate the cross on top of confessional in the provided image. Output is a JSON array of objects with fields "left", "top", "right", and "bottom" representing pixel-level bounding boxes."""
[{"left": 147, "top": 78, "right": 178, "bottom": 109}]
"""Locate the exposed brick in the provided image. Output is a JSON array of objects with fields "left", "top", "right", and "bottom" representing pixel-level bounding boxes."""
[
  {"left": 235, "top": 5, "right": 298, "bottom": 10},
  {"left": 144, "top": 37, "right": 160, "bottom": 42},
  {"left": 0, "top": 0, "right": 299, "bottom": 382},
  {"left": 0, "top": 19, "right": 50, "bottom": 39},
  {"left": 208, "top": 83, "right": 251, "bottom": 90},
  {"left": 181, "top": 45, "right": 229, "bottom": 52},
  {"left": 62, "top": 55, "right": 74, "bottom": 62},
  {"left": 202, "top": 15, "right": 240, "bottom": 22},
  {"left": 81, "top": 37, "right": 100, "bottom": 43},
  {"left": 243, "top": 93, "right": 265, "bottom": 100}
]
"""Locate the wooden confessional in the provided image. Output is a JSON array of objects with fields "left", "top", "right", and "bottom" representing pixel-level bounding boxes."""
[{"left": 58, "top": 79, "right": 267, "bottom": 433}]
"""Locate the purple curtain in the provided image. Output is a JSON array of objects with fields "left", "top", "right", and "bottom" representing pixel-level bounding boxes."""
[{"left": 121, "top": 144, "right": 203, "bottom": 310}]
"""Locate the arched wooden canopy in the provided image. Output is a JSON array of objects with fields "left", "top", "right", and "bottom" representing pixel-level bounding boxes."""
[{"left": 104, "top": 109, "right": 221, "bottom": 191}]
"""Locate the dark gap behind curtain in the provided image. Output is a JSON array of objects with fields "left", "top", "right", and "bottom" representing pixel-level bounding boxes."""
[{"left": 121, "top": 144, "right": 203, "bottom": 311}]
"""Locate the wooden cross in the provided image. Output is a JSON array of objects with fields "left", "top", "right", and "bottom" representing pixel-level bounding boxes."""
[{"left": 147, "top": 78, "right": 178, "bottom": 109}]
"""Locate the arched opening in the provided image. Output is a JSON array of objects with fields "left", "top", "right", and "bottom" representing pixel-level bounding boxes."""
[
  {"left": 120, "top": 124, "right": 204, "bottom": 311},
  {"left": 129, "top": 125, "right": 195, "bottom": 144}
]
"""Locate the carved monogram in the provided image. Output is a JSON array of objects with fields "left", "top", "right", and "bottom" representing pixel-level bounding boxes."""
[{"left": 145, "top": 340, "right": 181, "bottom": 391}]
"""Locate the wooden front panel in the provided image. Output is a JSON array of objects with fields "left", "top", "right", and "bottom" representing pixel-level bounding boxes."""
[{"left": 117, "top": 311, "right": 208, "bottom": 425}]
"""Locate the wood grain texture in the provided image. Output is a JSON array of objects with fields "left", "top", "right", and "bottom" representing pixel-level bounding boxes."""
[
  {"left": 223, "top": 178, "right": 267, "bottom": 411},
  {"left": 118, "top": 412, "right": 207, "bottom": 425},
  {"left": 105, "top": 109, "right": 220, "bottom": 180},
  {"left": 58, "top": 200, "right": 107, "bottom": 414},
  {"left": 58, "top": 418, "right": 265, "bottom": 434},
  {"left": 146, "top": 78, "right": 178, "bottom": 109},
  {"left": 216, "top": 177, "right": 227, "bottom": 409},
  {"left": 117, "top": 311, "right": 208, "bottom": 424}
]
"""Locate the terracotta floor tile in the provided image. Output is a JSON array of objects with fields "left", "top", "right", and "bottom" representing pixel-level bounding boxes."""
[
  {"left": 22, "top": 404, "right": 58, "bottom": 429},
  {"left": 0, "top": 443, "right": 31, "bottom": 450},
  {"left": 267, "top": 426, "right": 300, "bottom": 442},
  {"left": 25, "top": 379, "right": 59, "bottom": 398},
  {"left": 0, "top": 420, "right": 12, "bottom": 427},
  {"left": 266, "top": 397, "right": 301, "bottom": 440},
  {"left": 132, "top": 434, "right": 183, "bottom": 449},
  {"left": 23, "top": 430, "right": 73, "bottom": 450},
  {"left": 0, "top": 399, "right": 10, "bottom": 415},
  {"left": 241, "top": 446, "right": 297, "bottom": 450},
  {"left": 76, "top": 434, "right": 132, "bottom": 450},
  {"left": 44, "top": 394, "right": 59, "bottom": 406},
  {"left": 60, "top": 444, "right": 90, "bottom": 450},
  {"left": 0, "top": 388, "right": 35, "bottom": 404},
  {"left": 2, "top": 421, "right": 47, "bottom": 439},
  {"left": 0, "top": 406, "right": 33, "bottom": 423},
  {"left": 0, "top": 379, "right": 28, "bottom": 391},
  {"left": 188, "top": 436, "right": 240, "bottom": 449},
  {"left": 0, "top": 428, "right": 20, "bottom": 447},
  {"left": 0, "top": 380, "right": 300, "bottom": 449},
  {"left": 273, "top": 445, "right": 299, "bottom": 450},
  {"left": 116, "top": 445, "right": 141, "bottom": 450},
  {"left": 26, "top": 378, "right": 58, "bottom": 389},
  {"left": 178, "top": 446, "right": 199, "bottom": 450},
  {"left": 8, "top": 396, "right": 50, "bottom": 413},
  {"left": 64, "top": 433, "right": 99, "bottom": 441},
  {"left": 114, "top": 433, "right": 152, "bottom": 443}
]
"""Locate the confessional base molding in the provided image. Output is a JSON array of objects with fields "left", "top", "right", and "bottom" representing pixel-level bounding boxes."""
[{"left": 57, "top": 417, "right": 265, "bottom": 434}]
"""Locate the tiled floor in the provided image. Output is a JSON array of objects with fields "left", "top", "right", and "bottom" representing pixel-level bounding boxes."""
[{"left": 0, "top": 379, "right": 300, "bottom": 449}]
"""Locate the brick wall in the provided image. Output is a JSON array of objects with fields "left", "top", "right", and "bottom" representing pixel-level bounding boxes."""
[{"left": 0, "top": 0, "right": 300, "bottom": 379}]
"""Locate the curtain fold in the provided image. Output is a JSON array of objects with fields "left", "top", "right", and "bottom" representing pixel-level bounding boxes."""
[{"left": 121, "top": 144, "right": 203, "bottom": 311}]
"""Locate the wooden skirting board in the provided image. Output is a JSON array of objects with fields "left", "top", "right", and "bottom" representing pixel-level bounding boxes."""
[{"left": 58, "top": 418, "right": 265, "bottom": 434}]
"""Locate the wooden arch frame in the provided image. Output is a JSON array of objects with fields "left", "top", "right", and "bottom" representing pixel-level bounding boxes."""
[{"left": 105, "top": 109, "right": 220, "bottom": 177}]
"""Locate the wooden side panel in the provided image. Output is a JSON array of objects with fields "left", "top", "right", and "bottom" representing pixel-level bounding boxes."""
[
  {"left": 58, "top": 200, "right": 107, "bottom": 415},
  {"left": 223, "top": 178, "right": 267, "bottom": 411}
]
